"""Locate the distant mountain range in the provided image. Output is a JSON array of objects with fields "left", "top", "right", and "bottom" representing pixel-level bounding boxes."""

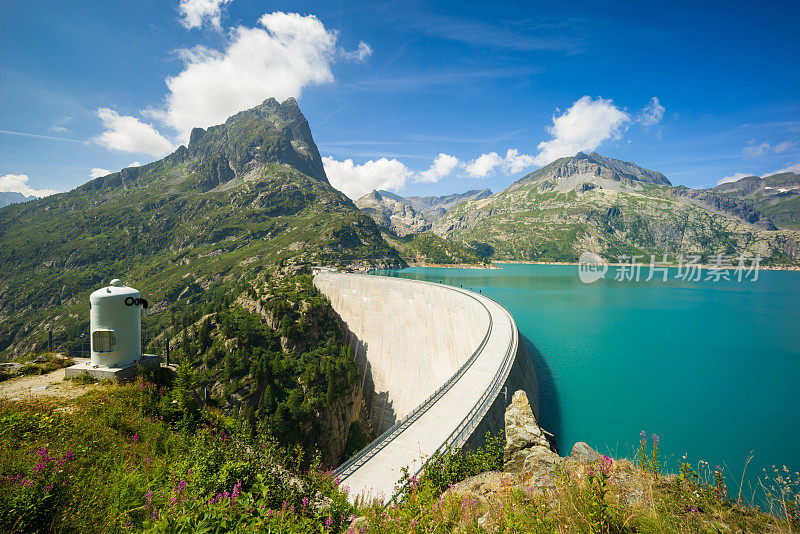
[
  {"left": 710, "top": 172, "right": 800, "bottom": 230},
  {"left": 0, "top": 192, "right": 35, "bottom": 208},
  {"left": 354, "top": 188, "right": 492, "bottom": 237},
  {"left": 2, "top": 97, "right": 799, "bottom": 356},
  {"left": 426, "top": 152, "right": 799, "bottom": 262}
]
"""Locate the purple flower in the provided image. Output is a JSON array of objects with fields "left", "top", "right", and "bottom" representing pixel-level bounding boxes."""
[
  {"left": 600, "top": 455, "right": 613, "bottom": 476},
  {"left": 132, "top": 433, "right": 139, "bottom": 443},
  {"left": 231, "top": 481, "right": 241, "bottom": 503},
  {"left": 652, "top": 433, "right": 660, "bottom": 446}
]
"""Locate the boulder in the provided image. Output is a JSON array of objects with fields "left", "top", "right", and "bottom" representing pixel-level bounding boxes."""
[
  {"left": 571, "top": 441, "right": 601, "bottom": 463},
  {"left": 447, "top": 471, "right": 519, "bottom": 507},
  {"left": 503, "top": 391, "right": 560, "bottom": 482}
]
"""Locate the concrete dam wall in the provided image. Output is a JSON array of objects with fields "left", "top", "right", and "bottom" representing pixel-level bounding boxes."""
[{"left": 313, "top": 272, "right": 538, "bottom": 501}]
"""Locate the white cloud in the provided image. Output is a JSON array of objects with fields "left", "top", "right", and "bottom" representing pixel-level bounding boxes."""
[
  {"left": 341, "top": 41, "right": 372, "bottom": 62},
  {"left": 0, "top": 174, "right": 58, "bottom": 198},
  {"left": 48, "top": 126, "right": 68, "bottom": 133},
  {"left": 151, "top": 12, "right": 338, "bottom": 142},
  {"left": 417, "top": 153, "right": 459, "bottom": 183},
  {"left": 717, "top": 172, "right": 750, "bottom": 185},
  {"left": 764, "top": 162, "right": 800, "bottom": 176},
  {"left": 322, "top": 156, "right": 412, "bottom": 199},
  {"left": 534, "top": 96, "right": 630, "bottom": 166},
  {"left": 127, "top": 161, "right": 142, "bottom": 167},
  {"left": 743, "top": 140, "right": 796, "bottom": 157},
  {"left": 178, "top": 0, "right": 232, "bottom": 30},
  {"left": 93, "top": 108, "right": 174, "bottom": 157},
  {"left": 503, "top": 148, "right": 536, "bottom": 174},
  {"left": 743, "top": 141, "right": 770, "bottom": 157},
  {"left": 461, "top": 148, "right": 536, "bottom": 178},
  {"left": 464, "top": 152, "right": 503, "bottom": 178},
  {"left": 90, "top": 168, "right": 111, "bottom": 178},
  {"left": 637, "top": 96, "right": 664, "bottom": 126}
]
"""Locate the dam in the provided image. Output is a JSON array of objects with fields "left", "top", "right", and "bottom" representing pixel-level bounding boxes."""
[{"left": 313, "top": 272, "right": 538, "bottom": 502}]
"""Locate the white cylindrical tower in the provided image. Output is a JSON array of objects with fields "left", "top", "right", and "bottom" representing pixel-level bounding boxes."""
[{"left": 89, "top": 279, "right": 147, "bottom": 367}]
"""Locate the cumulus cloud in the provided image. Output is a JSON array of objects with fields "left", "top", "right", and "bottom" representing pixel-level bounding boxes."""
[
  {"left": 95, "top": 12, "right": 364, "bottom": 155},
  {"left": 463, "top": 152, "right": 503, "bottom": 178},
  {"left": 503, "top": 148, "right": 536, "bottom": 174},
  {"left": 127, "top": 161, "right": 142, "bottom": 167},
  {"left": 341, "top": 41, "right": 372, "bottom": 62},
  {"left": 534, "top": 96, "right": 630, "bottom": 166},
  {"left": 461, "top": 149, "right": 536, "bottom": 178},
  {"left": 150, "top": 12, "right": 338, "bottom": 142},
  {"left": 0, "top": 174, "right": 58, "bottom": 198},
  {"left": 322, "top": 156, "right": 412, "bottom": 199},
  {"left": 93, "top": 108, "right": 174, "bottom": 157},
  {"left": 417, "top": 153, "right": 459, "bottom": 183},
  {"left": 637, "top": 96, "right": 664, "bottom": 126},
  {"left": 717, "top": 172, "right": 751, "bottom": 185},
  {"left": 178, "top": 0, "right": 232, "bottom": 30},
  {"left": 90, "top": 168, "right": 111, "bottom": 178}
]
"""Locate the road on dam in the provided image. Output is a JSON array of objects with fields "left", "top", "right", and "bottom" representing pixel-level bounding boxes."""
[{"left": 313, "top": 272, "right": 525, "bottom": 503}]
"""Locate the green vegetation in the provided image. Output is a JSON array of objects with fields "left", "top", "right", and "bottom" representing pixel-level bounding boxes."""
[
  {"left": 381, "top": 231, "right": 485, "bottom": 265},
  {"left": 0, "top": 384, "right": 354, "bottom": 533},
  {"left": 1, "top": 385, "right": 797, "bottom": 533},
  {"left": 150, "top": 274, "right": 360, "bottom": 458},
  {"left": 435, "top": 156, "right": 800, "bottom": 265}
]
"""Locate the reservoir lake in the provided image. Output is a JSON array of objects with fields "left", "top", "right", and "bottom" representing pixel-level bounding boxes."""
[{"left": 377, "top": 263, "right": 800, "bottom": 502}]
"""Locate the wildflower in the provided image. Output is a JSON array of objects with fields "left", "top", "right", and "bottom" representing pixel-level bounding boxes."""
[
  {"left": 600, "top": 455, "right": 613, "bottom": 476},
  {"left": 132, "top": 433, "right": 139, "bottom": 443}
]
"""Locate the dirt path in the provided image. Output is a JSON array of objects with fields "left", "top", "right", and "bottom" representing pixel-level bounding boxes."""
[{"left": 0, "top": 358, "right": 101, "bottom": 401}]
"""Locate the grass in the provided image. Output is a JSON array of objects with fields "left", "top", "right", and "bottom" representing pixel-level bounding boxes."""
[{"left": 2, "top": 380, "right": 797, "bottom": 534}]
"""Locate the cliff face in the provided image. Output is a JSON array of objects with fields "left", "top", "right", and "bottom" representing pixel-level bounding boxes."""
[{"left": 186, "top": 97, "right": 329, "bottom": 183}]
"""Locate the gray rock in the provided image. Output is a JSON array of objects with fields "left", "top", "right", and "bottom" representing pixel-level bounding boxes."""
[
  {"left": 503, "top": 391, "right": 559, "bottom": 481},
  {"left": 571, "top": 441, "right": 601, "bottom": 463}
]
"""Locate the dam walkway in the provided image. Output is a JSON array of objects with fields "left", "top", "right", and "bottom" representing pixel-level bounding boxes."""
[{"left": 314, "top": 272, "right": 522, "bottom": 503}]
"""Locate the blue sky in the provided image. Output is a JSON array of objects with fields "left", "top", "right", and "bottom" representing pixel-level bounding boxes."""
[{"left": 1, "top": 0, "right": 799, "bottom": 200}]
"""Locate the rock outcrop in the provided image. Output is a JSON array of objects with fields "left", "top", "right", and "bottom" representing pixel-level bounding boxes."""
[{"left": 503, "top": 390, "right": 560, "bottom": 486}]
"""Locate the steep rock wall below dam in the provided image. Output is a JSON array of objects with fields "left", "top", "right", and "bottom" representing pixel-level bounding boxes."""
[{"left": 314, "top": 272, "right": 539, "bottom": 500}]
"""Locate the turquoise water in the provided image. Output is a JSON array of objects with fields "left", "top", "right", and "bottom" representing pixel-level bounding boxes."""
[{"left": 377, "top": 263, "right": 800, "bottom": 503}]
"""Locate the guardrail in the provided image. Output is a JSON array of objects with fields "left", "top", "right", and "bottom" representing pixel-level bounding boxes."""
[
  {"left": 327, "top": 274, "right": 519, "bottom": 495},
  {"left": 331, "top": 274, "right": 494, "bottom": 480}
]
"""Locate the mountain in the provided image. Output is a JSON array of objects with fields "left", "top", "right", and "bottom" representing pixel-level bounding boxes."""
[
  {"left": 354, "top": 188, "right": 494, "bottom": 265},
  {"left": 403, "top": 188, "right": 493, "bottom": 221},
  {"left": 0, "top": 97, "right": 401, "bottom": 357},
  {"left": 709, "top": 172, "right": 800, "bottom": 229},
  {"left": 433, "top": 152, "right": 800, "bottom": 264},
  {"left": 355, "top": 188, "right": 494, "bottom": 236},
  {"left": 0, "top": 192, "right": 34, "bottom": 208},
  {"left": 355, "top": 190, "right": 430, "bottom": 236}
]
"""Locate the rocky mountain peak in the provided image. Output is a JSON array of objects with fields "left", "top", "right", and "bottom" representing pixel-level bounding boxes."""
[
  {"left": 514, "top": 152, "right": 671, "bottom": 191},
  {"left": 185, "top": 97, "right": 328, "bottom": 183}
]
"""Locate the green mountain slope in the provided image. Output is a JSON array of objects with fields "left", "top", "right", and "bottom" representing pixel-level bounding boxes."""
[
  {"left": 433, "top": 152, "right": 800, "bottom": 264},
  {"left": 0, "top": 98, "right": 401, "bottom": 357},
  {"left": 710, "top": 172, "right": 800, "bottom": 229}
]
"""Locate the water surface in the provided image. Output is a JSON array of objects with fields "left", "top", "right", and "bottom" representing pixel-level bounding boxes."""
[{"left": 377, "top": 263, "right": 800, "bottom": 502}]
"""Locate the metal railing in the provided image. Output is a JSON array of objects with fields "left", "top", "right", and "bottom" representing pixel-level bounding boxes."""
[
  {"left": 328, "top": 274, "right": 518, "bottom": 485},
  {"left": 330, "top": 275, "right": 493, "bottom": 479}
]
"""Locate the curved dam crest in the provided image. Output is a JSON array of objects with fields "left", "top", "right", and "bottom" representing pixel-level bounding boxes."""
[{"left": 313, "top": 272, "right": 538, "bottom": 501}]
